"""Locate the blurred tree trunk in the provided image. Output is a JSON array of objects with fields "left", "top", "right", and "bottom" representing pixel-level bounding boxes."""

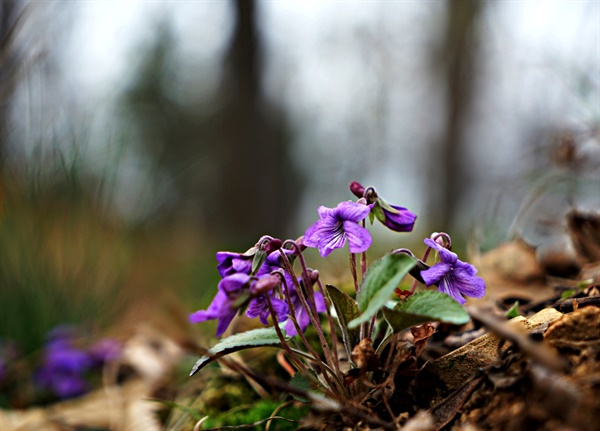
[
  {"left": 123, "top": 0, "right": 301, "bottom": 243},
  {"left": 427, "top": 0, "right": 482, "bottom": 234},
  {"left": 211, "top": 0, "right": 301, "bottom": 244}
]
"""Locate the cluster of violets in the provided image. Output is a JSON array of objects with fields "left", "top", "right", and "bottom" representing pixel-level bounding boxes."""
[
  {"left": 34, "top": 327, "right": 121, "bottom": 399},
  {"left": 190, "top": 181, "right": 486, "bottom": 338}
]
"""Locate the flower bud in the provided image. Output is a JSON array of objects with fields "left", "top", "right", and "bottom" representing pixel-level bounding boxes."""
[
  {"left": 263, "top": 238, "right": 282, "bottom": 255},
  {"left": 251, "top": 274, "right": 281, "bottom": 295},
  {"left": 349, "top": 181, "right": 366, "bottom": 199},
  {"left": 309, "top": 269, "right": 320, "bottom": 285}
]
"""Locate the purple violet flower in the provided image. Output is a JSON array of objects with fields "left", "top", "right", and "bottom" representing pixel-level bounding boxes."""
[
  {"left": 420, "top": 238, "right": 486, "bottom": 305},
  {"left": 379, "top": 204, "right": 417, "bottom": 232},
  {"left": 284, "top": 285, "right": 326, "bottom": 337},
  {"left": 189, "top": 273, "right": 252, "bottom": 337},
  {"left": 303, "top": 201, "right": 372, "bottom": 257},
  {"left": 216, "top": 251, "right": 253, "bottom": 278},
  {"left": 246, "top": 294, "right": 289, "bottom": 325},
  {"left": 350, "top": 181, "right": 416, "bottom": 233},
  {"left": 36, "top": 337, "right": 92, "bottom": 399},
  {"left": 256, "top": 248, "right": 296, "bottom": 289}
]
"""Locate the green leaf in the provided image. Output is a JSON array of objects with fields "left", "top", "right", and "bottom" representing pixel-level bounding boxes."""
[
  {"left": 190, "top": 327, "right": 288, "bottom": 376},
  {"left": 382, "top": 291, "right": 470, "bottom": 333},
  {"left": 372, "top": 204, "right": 387, "bottom": 224},
  {"left": 505, "top": 301, "right": 521, "bottom": 318},
  {"left": 326, "top": 284, "right": 360, "bottom": 350},
  {"left": 348, "top": 253, "right": 416, "bottom": 329},
  {"left": 251, "top": 250, "right": 267, "bottom": 275},
  {"left": 560, "top": 289, "right": 576, "bottom": 299}
]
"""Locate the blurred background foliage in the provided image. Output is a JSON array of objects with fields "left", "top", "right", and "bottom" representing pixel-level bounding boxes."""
[{"left": 0, "top": 0, "right": 598, "bottom": 375}]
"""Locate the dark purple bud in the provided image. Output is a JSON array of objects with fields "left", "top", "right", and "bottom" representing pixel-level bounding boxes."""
[
  {"left": 263, "top": 238, "right": 282, "bottom": 255},
  {"left": 349, "top": 181, "right": 366, "bottom": 199}
]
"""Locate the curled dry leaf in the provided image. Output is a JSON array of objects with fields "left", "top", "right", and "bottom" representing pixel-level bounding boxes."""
[{"left": 351, "top": 338, "right": 380, "bottom": 371}]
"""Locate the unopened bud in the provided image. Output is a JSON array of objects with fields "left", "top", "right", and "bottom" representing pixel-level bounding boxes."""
[
  {"left": 251, "top": 275, "right": 281, "bottom": 295},
  {"left": 309, "top": 269, "right": 320, "bottom": 285},
  {"left": 264, "top": 238, "right": 282, "bottom": 255},
  {"left": 349, "top": 181, "right": 366, "bottom": 199}
]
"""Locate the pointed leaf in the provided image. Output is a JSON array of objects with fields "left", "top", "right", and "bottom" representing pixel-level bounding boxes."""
[
  {"left": 382, "top": 291, "right": 470, "bottom": 333},
  {"left": 251, "top": 250, "right": 267, "bottom": 274},
  {"left": 372, "top": 204, "right": 387, "bottom": 224},
  {"left": 326, "top": 284, "right": 360, "bottom": 350},
  {"left": 348, "top": 253, "right": 416, "bottom": 328},
  {"left": 190, "top": 327, "right": 288, "bottom": 376}
]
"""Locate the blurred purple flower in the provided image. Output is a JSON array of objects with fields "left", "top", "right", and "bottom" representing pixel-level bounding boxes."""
[
  {"left": 189, "top": 273, "right": 252, "bottom": 337},
  {"left": 284, "top": 285, "right": 326, "bottom": 337},
  {"left": 420, "top": 238, "right": 486, "bottom": 305},
  {"left": 88, "top": 339, "right": 122, "bottom": 366},
  {"left": 36, "top": 338, "right": 91, "bottom": 399},
  {"left": 304, "top": 201, "right": 372, "bottom": 257}
]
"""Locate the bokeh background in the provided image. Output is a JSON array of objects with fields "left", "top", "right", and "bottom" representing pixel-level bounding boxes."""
[{"left": 1, "top": 0, "right": 599, "bottom": 381}]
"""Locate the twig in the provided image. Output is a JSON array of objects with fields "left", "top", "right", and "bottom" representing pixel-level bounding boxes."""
[{"left": 553, "top": 295, "right": 600, "bottom": 312}]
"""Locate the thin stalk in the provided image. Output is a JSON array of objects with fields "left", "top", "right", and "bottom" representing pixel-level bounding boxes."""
[
  {"left": 313, "top": 276, "right": 340, "bottom": 374},
  {"left": 278, "top": 248, "right": 343, "bottom": 393},
  {"left": 350, "top": 253, "right": 360, "bottom": 293},
  {"left": 265, "top": 294, "right": 310, "bottom": 376},
  {"left": 289, "top": 347, "right": 340, "bottom": 381},
  {"left": 277, "top": 272, "right": 340, "bottom": 393},
  {"left": 285, "top": 240, "right": 341, "bottom": 376},
  {"left": 360, "top": 219, "right": 368, "bottom": 277}
]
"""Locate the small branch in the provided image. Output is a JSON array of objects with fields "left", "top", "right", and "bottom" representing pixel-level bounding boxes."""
[{"left": 554, "top": 295, "right": 600, "bottom": 312}]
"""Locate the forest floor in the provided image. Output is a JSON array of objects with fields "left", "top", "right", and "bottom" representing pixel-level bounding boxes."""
[{"left": 1, "top": 213, "right": 599, "bottom": 431}]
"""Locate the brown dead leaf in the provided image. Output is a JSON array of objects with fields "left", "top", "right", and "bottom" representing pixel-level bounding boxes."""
[{"left": 411, "top": 323, "right": 436, "bottom": 358}]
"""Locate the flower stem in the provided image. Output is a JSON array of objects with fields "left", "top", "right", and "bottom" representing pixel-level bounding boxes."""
[
  {"left": 265, "top": 294, "right": 309, "bottom": 376},
  {"left": 277, "top": 251, "right": 343, "bottom": 393},
  {"left": 284, "top": 241, "right": 343, "bottom": 380},
  {"left": 361, "top": 219, "right": 368, "bottom": 278},
  {"left": 350, "top": 253, "right": 360, "bottom": 293}
]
